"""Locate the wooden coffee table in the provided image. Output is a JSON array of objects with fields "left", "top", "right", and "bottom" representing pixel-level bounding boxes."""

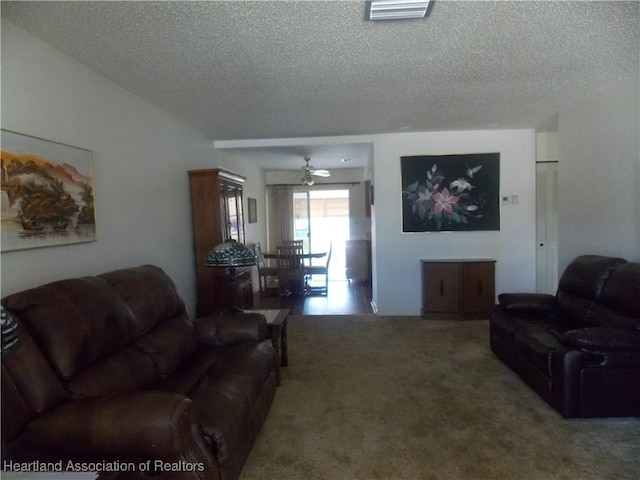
[{"left": 246, "top": 309, "right": 289, "bottom": 385}]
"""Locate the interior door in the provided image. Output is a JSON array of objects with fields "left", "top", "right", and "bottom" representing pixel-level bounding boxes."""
[{"left": 535, "top": 162, "right": 559, "bottom": 294}]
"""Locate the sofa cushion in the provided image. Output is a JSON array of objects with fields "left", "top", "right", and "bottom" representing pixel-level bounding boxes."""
[
  {"left": 155, "top": 349, "right": 223, "bottom": 394},
  {"left": 133, "top": 314, "right": 198, "bottom": 378},
  {"left": 67, "top": 347, "right": 158, "bottom": 399},
  {"left": 514, "top": 325, "right": 563, "bottom": 375},
  {"left": 157, "top": 342, "right": 276, "bottom": 468},
  {"left": 587, "top": 262, "right": 640, "bottom": 330},
  {"left": 1, "top": 364, "right": 33, "bottom": 442},
  {"left": 556, "top": 255, "right": 625, "bottom": 326},
  {"left": 3, "top": 277, "right": 138, "bottom": 380},
  {"left": 557, "top": 255, "right": 626, "bottom": 300},
  {"left": 99, "top": 265, "right": 186, "bottom": 337},
  {"left": 0, "top": 322, "right": 68, "bottom": 416},
  {"left": 491, "top": 307, "right": 561, "bottom": 340},
  {"left": 555, "top": 291, "right": 593, "bottom": 326},
  {"left": 69, "top": 266, "right": 200, "bottom": 390}
]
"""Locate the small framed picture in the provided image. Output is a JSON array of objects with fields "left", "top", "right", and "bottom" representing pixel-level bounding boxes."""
[{"left": 247, "top": 197, "right": 257, "bottom": 224}]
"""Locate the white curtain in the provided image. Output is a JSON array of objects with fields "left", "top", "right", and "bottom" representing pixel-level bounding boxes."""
[{"left": 267, "top": 185, "right": 294, "bottom": 250}]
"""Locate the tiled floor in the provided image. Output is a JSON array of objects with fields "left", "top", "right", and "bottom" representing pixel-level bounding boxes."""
[{"left": 251, "top": 279, "right": 373, "bottom": 315}]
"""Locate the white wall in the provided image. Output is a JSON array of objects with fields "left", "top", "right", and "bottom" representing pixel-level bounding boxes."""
[
  {"left": 0, "top": 20, "right": 266, "bottom": 317},
  {"left": 371, "top": 130, "right": 536, "bottom": 315},
  {"left": 3, "top": 17, "right": 634, "bottom": 322},
  {"left": 558, "top": 75, "right": 640, "bottom": 272},
  {"left": 536, "top": 131, "right": 559, "bottom": 162}
]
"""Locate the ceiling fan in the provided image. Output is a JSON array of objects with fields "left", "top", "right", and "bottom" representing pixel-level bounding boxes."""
[{"left": 301, "top": 156, "right": 330, "bottom": 186}]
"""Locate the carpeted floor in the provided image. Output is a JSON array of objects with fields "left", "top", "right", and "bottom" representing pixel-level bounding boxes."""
[{"left": 241, "top": 316, "right": 640, "bottom": 480}]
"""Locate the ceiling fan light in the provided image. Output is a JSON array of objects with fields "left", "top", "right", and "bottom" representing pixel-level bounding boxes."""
[
  {"left": 365, "top": 0, "right": 431, "bottom": 21},
  {"left": 302, "top": 172, "right": 315, "bottom": 186}
]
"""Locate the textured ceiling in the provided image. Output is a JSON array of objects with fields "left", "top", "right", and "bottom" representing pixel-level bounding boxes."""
[{"left": 2, "top": 1, "right": 638, "bottom": 171}]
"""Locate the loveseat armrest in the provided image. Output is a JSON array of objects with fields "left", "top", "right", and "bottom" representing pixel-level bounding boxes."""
[
  {"left": 498, "top": 293, "right": 557, "bottom": 313},
  {"left": 559, "top": 327, "right": 640, "bottom": 353},
  {"left": 9, "top": 391, "right": 215, "bottom": 475},
  {"left": 195, "top": 312, "right": 267, "bottom": 347}
]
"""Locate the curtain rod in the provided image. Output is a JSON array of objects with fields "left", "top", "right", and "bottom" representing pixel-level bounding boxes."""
[{"left": 268, "top": 182, "right": 361, "bottom": 187}]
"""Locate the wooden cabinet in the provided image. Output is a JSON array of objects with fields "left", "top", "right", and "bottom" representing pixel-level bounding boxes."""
[
  {"left": 421, "top": 259, "right": 495, "bottom": 320},
  {"left": 189, "top": 168, "right": 253, "bottom": 316},
  {"left": 345, "top": 240, "right": 372, "bottom": 282}
]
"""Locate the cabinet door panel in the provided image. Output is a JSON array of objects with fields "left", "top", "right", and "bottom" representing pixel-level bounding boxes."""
[
  {"left": 423, "top": 264, "right": 460, "bottom": 312},
  {"left": 461, "top": 262, "right": 495, "bottom": 314}
]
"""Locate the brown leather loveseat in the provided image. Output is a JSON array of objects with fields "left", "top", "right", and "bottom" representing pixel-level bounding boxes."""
[
  {"left": 490, "top": 255, "right": 640, "bottom": 418},
  {"left": 1, "top": 264, "right": 277, "bottom": 480}
]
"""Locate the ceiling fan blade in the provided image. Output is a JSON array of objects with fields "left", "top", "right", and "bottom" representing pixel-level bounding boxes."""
[{"left": 300, "top": 157, "right": 329, "bottom": 181}]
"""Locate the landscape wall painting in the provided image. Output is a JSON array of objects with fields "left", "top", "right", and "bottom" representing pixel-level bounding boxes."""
[
  {"left": 1, "top": 130, "right": 96, "bottom": 252},
  {"left": 401, "top": 152, "right": 500, "bottom": 232}
]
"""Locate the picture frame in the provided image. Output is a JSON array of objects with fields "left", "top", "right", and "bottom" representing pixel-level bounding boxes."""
[
  {"left": 365, "top": 180, "right": 373, "bottom": 218},
  {"left": 1, "top": 129, "right": 97, "bottom": 252},
  {"left": 247, "top": 197, "right": 257, "bottom": 224},
  {"left": 401, "top": 152, "right": 500, "bottom": 232}
]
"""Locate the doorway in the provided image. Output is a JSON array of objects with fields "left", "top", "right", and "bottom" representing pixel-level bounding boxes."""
[
  {"left": 293, "top": 189, "right": 349, "bottom": 279},
  {"left": 535, "top": 162, "right": 559, "bottom": 294}
]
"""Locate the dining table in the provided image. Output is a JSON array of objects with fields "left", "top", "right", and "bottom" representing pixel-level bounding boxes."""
[
  {"left": 262, "top": 251, "right": 328, "bottom": 296},
  {"left": 262, "top": 251, "right": 327, "bottom": 260}
]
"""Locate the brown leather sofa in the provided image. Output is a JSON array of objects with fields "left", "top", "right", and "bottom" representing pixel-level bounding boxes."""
[
  {"left": 490, "top": 255, "right": 640, "bottom": 418},
  {"left": 1, "top": 265, "right": 277, "bottom": 480}
]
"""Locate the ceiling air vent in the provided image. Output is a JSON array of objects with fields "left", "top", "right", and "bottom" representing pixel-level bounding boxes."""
[{"left": 365, "top": 0, "right": 432, "bottom": 21}]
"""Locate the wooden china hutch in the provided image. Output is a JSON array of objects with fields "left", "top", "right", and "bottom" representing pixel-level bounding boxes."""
[{"left": 188, "top": 168, "right": 253, "bottom": 316}]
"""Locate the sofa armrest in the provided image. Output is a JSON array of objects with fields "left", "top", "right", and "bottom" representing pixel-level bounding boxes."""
[
  {"left": 20, "top": 391, "right": 205, "bottom": 460},
  {"left": 560, "top": 327, "right": 640, "bottom": 352},
  {"left": 195, "top": 312, "right": 267, "bottom": 347},
  {"left": 498, "top": 293, "right": 557, "bottom": 312}
]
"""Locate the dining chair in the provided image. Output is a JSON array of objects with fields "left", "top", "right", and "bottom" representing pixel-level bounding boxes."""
[
  {"left": 282, "top": 240, "right": 311, "bottom": 266},
  {"left": 280, "top": 240, "right": 304, "bottom": 263},
  {"left": 276, "top": 243, "right": 305, "bottom": 296},
  {"left": 254, "top": 243, "right": 280, "bottom": 295},
  {"left": 305, "top": 242, "right": 332, "bottom": 296},
  {"left": 281, "top": 240, "right": 303, "bottom": 247}
]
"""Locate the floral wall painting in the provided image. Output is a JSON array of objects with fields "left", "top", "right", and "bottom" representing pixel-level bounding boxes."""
[
  {"left": 1, "top": 129, "right": 96, "bottom": 252},
  {"left": 401, "top": 152, "right": 500, "bottom": 232}
]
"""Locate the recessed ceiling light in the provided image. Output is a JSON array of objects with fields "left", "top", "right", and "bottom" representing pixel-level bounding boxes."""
[{"left": 365, "top": 0, "right": 432, "bottom": 21}]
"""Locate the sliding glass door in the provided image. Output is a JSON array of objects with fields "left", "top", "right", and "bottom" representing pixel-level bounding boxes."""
[{"left": 293, "top": 189, "right": 349, "bottom": 279}]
